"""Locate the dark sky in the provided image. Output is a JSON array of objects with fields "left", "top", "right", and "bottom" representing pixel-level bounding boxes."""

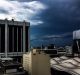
[
  {"left": 0, "top": 0, "right": 80, "bottom": 47},
  {"left": 30, "top": 0, "right": 80, "bottom": 47}
]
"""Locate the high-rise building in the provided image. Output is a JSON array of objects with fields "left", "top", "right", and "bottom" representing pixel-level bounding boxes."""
[
  {"left": 0, "top": 19, "right": 30, "bottom": 61},
  {"left": 73, "top": 30, "right": 80, "bottom": 55},
  {"left": 23, "top": 49, "right": 51, "bottom": 75}
]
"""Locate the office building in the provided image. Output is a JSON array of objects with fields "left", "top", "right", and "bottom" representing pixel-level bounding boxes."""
[{"left": 0, "top": 19, "right": 30, "bottom": 61}]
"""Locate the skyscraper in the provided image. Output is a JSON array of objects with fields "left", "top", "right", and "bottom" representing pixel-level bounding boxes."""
[{"left": 0, "top": 19, "right": 30, "bottom": 61}]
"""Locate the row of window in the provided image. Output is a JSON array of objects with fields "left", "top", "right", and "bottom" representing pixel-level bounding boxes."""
[{"left": 0, "top": 25, "right": 28, "bottom": 53}]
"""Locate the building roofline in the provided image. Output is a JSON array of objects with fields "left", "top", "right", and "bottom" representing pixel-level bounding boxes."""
[{"left": 0, "top": 19, "right": 30, "bottom": 26}]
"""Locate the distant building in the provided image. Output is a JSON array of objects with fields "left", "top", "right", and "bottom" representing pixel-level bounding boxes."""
[
  {"left": 47, "top": 44, "right": 54, "bottom": 49},
  {"left": 57, "top": 47, "right": 66, "bottom": 55},
  {"left": 0, "top": 19, "right": 30, "bottom": 62},
  {"left": 32, "top": 44, "right": 58, "bottom": 57},
  {"left": 65, "top": 46, "right": 72, "bottom": 55}
]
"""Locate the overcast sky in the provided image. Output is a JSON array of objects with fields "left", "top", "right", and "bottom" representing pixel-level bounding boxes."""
[{"left": 0, "top": 0, "right": 80, "bottom": 47}]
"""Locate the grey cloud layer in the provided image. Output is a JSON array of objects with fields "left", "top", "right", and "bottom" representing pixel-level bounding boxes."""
[
  {"left": 31, "top": 0, "right": 80, "bottom": 46},
  {"left": 0, "top": 0, "right": 47, "bottom": 26},
  {"left": 0, "top": 8, "right": 9, "bottom": 14}
]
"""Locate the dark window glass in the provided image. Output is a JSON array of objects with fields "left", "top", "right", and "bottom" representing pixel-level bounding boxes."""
[
  {"left": 14, "top": 26, "right": 17, "bottom": 52},
  {"left": 1, "top": 25, "right": 5, "bottom": 52},
  {"left": 9, "top": 26, "right": 12, "bottom": 52},
  {"left": 18, "top": 27, "right": 21, "bottom": 52},
  {"left": 25, "top": 26, "right": 28, "bottom": 52}
]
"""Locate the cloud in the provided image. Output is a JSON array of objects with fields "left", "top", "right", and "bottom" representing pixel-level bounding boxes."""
[
  {"left": 8, "top": 0, "right": 30, "bottom": 2},
  {"left": 0, "top": 8, "right": 9, "bottom": 14},
  {"left": 30, "top": 32, "right": 72, "bottom": 41},
  {"left": 0, "top": 0, "right": 47, "bottom": 26},
  {"left": 41, "top": 32, "right": 72, "bottom": 39},
  {"left": 30, "top": 32, "right": 73, "bottom": 47},
  {"left": 42, "top": 35, "right": 62, "bottom": 39},
  {"left": 30, "top": 0, "right": 80, "bottom": 46},
  {"left": 29, "top": 20, "right": 43, "bottom": 25},
  {"left": 51, "top": 0, "right": 80, "bottom": 21}
]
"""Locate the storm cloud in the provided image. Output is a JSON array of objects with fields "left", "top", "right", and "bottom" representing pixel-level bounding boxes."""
[
  {"left": 0, "top": 0, "right": 79, "bottom": 47},
  {"left": 30, "top": 0, "right": 80, "bottom": 47}
]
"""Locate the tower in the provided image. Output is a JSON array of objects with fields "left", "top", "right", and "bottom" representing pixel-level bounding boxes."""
[
  {"left": 0, "top": 19, "right": 30, "bottom": 62},
  {"left": 23, "top": 49, "right": 51, "bottom": 75}
]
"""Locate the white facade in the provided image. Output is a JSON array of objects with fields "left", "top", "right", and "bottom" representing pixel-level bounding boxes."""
[
  {"left": 23, "top": 49, "right": 51, "bottom": 75},
  {"left": 73, "top": 30, "right": 80, "bottom": 39}
]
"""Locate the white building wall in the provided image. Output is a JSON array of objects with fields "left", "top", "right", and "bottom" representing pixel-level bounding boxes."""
[
  {"left": 73, "top": 30, "right": 80, "bottom": 39},
  {"left": 23, "top": 49, "right": 51, "bottom": 75}
]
